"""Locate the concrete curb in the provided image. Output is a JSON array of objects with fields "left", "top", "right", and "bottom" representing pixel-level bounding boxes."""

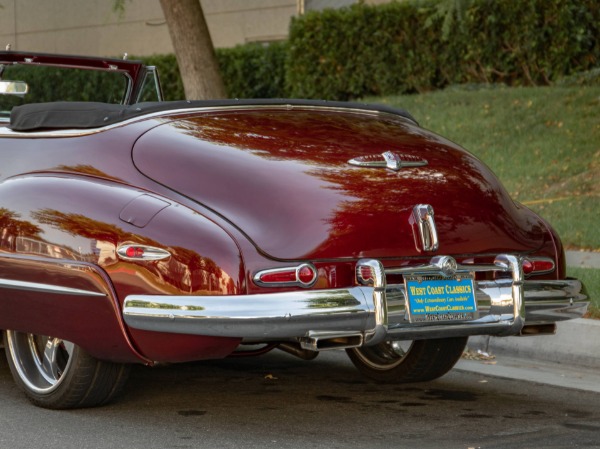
[
  {"left": 468, "top": 318, "right": 600, "bottom": 369},
  {"left": 467, "top": 251, "right": 599, "bottom": 369},
  {"left": 566, "top": 250, "right": 600, "bottom": 269}
]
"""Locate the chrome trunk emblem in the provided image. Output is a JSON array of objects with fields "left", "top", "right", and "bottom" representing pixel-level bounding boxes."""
[
  {"left": 431, "top": 256, "right": 457, "bottom": 276},
  {"left": 348, "top": 151, "right": 428, "bottom": 172},
  {"left": 412, "top": 204, "right": 439, "bottom": 252}
]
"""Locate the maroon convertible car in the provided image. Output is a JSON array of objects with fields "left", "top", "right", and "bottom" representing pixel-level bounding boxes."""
[{"left": 0, "top": 52, "right": 588, "bottom": 409}]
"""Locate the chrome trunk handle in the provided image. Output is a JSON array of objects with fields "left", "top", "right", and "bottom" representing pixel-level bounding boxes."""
[{"left": 413, "top": 204, "right": 439, "bottom": 252}]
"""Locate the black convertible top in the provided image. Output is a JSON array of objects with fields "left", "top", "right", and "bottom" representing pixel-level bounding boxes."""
[{"left": 9, "top": 99, "right": 417, "bottom": 132}]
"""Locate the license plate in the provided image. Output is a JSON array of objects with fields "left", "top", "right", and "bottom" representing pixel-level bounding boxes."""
[{"left": 404, "top": 274, "right": 477, "bottom": 323}]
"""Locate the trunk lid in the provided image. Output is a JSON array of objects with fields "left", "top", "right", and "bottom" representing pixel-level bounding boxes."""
[{"left": 133, "top": 107, "right": 546, "bottom": 260}]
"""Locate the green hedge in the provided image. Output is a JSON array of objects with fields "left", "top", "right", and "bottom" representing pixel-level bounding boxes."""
[
  {"left": 0, "top": 65, "right": 127, "bottom": 104},
  {"left": 287, "top": 0, "right": 600, "bottom": 99},
  {"left": 139, "top": 42, "right": 288, "bottom": 101},
  {"left": 452, "top": 0, "right": 599, "bottom": 85},
  {"left": 286, "top": 2, "right": 447, "bottom": 100},
  {"left": 139, "top": 53, "right": 185, "bottom": 101},
  {"left": 217, "top": 41, "right": 288, "bottom": 99},
  {"left": 144, "top": 0, "right": 598, "bottom": 101},
  {"left": 6, "top": 0, "right": 596, "bottom": 103}
]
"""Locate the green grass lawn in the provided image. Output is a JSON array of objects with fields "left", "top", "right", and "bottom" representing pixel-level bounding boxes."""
[
  {"left": 372, "top": 85, "right": 599, "bottom": 251},
  {"left": 370, "top": 85, "right": 599, "bottom": 313}
]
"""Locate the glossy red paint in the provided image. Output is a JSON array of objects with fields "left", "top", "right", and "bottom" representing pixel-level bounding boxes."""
[
  {"left": 0, "top": 254, "right": 148, "bottom": 364},
  {"left": 0, "top": 167, "right": 245, "bottom": 362},
  {"left": 128, "top": 330, "right": 240, "bottom": 363},
  {"left": 133, "top": 108, "right": 550, "bottom": 261}
]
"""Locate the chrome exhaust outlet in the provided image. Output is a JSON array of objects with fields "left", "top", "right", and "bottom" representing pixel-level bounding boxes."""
[
  {"left": 299, "top": 331, "right": 364, "bottom": 351},
  {"left": 520, "top": 323, "right": 557, "bottom": 336},
  {"left": 277, "top": 342, "right": 319, "bottom": 360}
]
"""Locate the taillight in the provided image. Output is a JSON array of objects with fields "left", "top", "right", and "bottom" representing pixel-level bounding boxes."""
[
  {"left": 522, "top": 257, "right": 555, "bottom": 276},
  {"left": 254, "top": 263, "right": 317, "bottom": 288},
  {"left": 126, "top": 246, "right": 144, "bottom": 258},
  {"left": 297, "top": 265, "right": 316, "bottom": 284},
  {"left": 117, "top": 244, "right": 171, "bottom": 261}
]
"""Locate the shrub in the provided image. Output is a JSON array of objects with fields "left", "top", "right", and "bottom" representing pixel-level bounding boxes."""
[
  {"left": 11, "top": 0, "right": 596, "bottom": 102},
  {"left": 140, "top": 42, "right": 288, "bottom": 100},
  {"left": 286, "top": 2, "right": 446, "bottom": 100},
  {"left": 286, "top": 0, "right": 600, "bottom": 100},
  {"left": 217, "top": 41, "right": 288, "bottom": 98},
  {"left": 139, "top": 54, "right": 185, "bottom": 101}
]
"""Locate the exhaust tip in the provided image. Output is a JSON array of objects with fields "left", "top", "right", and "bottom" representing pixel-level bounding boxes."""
[
  {"left": 299, "top": 332, "right": 364, "bottom": 351},
  {"left": 520, "top": 323, "right": 557, "bottom": 336}
]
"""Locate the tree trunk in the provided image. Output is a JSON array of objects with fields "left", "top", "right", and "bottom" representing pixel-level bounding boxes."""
[{"left": 159, "top": 0, "right": 226, "bottom": 100}]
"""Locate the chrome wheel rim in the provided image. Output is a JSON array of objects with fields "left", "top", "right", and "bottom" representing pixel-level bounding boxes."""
[
  {"left": 5, "top": 330, "right": 75, "bottom": 394},
  {"left": 352, "top": 340, "right": 413, "bottom": 371}
]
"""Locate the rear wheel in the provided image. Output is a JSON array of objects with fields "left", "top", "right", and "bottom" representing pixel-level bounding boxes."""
[
  {"left": 3, "top": 330, "right": 130, "bottom": 409},
  {"left": 346, "top": 337, "right": 467, "bottom": 383}
]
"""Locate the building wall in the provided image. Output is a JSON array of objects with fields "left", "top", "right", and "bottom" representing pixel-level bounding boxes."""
[
  {"left": 0, "top": 0, "right": 389, "bottom": 57},
  {"left": 202, "top": 0, "right": 297, "bottom": 45},
  {"left": 0, "top": 0, "right": 172, "bottom": 56}
]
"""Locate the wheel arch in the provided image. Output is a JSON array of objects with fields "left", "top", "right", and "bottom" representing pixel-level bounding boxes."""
[{"left": 0, "top": 174, "right": 245, "bottom": 363}]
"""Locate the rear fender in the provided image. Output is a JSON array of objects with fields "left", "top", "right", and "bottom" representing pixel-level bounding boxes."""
[{"left": 0, "top": 175, "right": 244, "bottom": 363}]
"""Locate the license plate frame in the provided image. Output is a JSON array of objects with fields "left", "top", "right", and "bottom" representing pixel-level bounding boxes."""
[{"left": 404, "top": 274, "right": 477, "bottom": 323}]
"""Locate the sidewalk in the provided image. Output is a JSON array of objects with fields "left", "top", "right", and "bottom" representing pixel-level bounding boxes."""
[
  {"left": 455, "top": 356, "right": 600, "bottom": 393},
  {"left": 461, "top": 319, "right": 600, "bottom": 393},
  {"left": 468, "top": 318, "right": 600, "bottom": 369},
  {"left": 459, "top": 251, "right": 599, "bottom": 392},
  {"left": 566, "top": 250, "right": 600, "bottom": 269}
]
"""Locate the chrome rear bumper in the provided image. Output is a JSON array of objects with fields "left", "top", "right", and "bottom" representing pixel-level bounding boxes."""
[{"left": 122, "top": 255, "right": 589, "bottom": 350}]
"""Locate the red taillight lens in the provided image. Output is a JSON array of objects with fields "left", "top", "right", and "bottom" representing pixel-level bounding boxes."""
[
  {"left": 126, "top": 246, "right": 144, "bottom": 259},
  {"left": 117, "top": 244, "right": 171, "bottom": 261},
  {"left": 523, "top": 257, "right": 555, "bottom": 275},
  {"left": 297, "top": 265, "right": 316, "bottom": 284},
  {"left": 254, "top": 264, "right": 317, "bottom": 288},
  {"left": 258, "top": 270, "right": 297, "bottom": 284}
]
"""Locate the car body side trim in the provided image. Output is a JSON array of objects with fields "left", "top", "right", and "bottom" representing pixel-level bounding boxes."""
[{"left": 0, "top": 278, "right": 107, "bottom": 297}]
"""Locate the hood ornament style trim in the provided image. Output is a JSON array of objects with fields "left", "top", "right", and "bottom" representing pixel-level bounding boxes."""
[{"left": 348, "top": 151, "right": 428, "bottom": 172}]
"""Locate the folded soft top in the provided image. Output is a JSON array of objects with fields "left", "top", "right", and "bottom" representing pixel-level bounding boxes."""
[{"left": 9, "top": 99, "right": 416, "bottom": 131}]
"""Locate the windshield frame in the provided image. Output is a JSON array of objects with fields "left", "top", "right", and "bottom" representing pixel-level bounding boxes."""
[{"left": 0, "top": 51, "right": 159, "bottom": 124}]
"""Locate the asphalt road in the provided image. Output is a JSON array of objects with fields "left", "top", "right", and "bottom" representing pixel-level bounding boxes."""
[{"left": 1, "top": 349, "right": 599, "bottom": 449}]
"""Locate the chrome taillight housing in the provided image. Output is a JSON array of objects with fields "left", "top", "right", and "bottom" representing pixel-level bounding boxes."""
[
  {"left": 253, "top": 263, "right": 318, "bottom": 288},
  {"left": 522, "top": 257, "right": 555, "bottom": 276},
  {"left": 117, "top": 244, "right": 171, "bottom": 261}
]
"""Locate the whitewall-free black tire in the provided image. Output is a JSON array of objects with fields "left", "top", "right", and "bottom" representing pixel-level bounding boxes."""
[
  {"left": 3, "top": 330, "right": 130, "bottom": 409},
  {"left": 346, "top": 337, "right": 467, "bottom": 383}
]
